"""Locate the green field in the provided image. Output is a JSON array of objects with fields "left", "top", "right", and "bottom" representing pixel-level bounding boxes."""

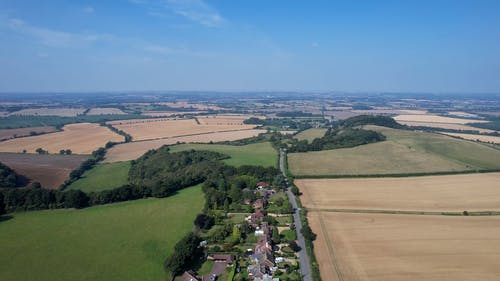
[
  {"left": 169, "top": 142, "right": 277, "bottom": 167},
  {"left": 67, "top": 161, "right": 131, "bottom": 192},
  {"left": 294, "top": 128, "right": 327, "bottom": 142},
  {"left": 288, "top": 125, "right": 500, "bottom": 176},
  {"left": 0, "top": 184, "right": 204, "bottom": 281}
]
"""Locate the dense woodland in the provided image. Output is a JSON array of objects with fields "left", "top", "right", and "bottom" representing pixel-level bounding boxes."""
[{"left": 0, "top": 162, "right": 26, "bottom": 188}]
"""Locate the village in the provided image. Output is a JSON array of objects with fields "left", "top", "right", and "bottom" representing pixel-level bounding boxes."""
[{"left": 180, "top": 181, "right": 301, "bottom": 281}]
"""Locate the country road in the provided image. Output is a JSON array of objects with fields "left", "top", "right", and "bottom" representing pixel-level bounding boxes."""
[{"left": 279, "top": 149, "right": 313, "bottom": 281}]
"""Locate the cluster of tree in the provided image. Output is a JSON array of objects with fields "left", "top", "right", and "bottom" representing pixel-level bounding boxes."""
[
  {"left": 276, "top": 111, "right": 317, "bottom": 117},
  {"left": 266, "top": 196, "right": 293, "bottom": 214},
  {"left": 1, "top": 188, "right": 89, "bottom": 211},
  {"left": 164, "top": 232, "right": 203, "bottom": 276},
  {"left": 469, "top": 117, "right": 500, "bottom": 131},
  {"left": 59, "top": 149, "right": 72, "bottom": 155},
  {"left": 0, "top": 192, "right": 5, "bottom": 215},
  {"left": 243, "top": 117, "right": 265, "bottom": 125},
  {"left": 0, "top": 162, "right": 26, "bottom": 188},
  {"left": 60, "top": 147, "right": 108, "bottom": 190},
  {"left": 102, "top": 123, "right": 133, "bottom": 142},
  {"left": 337, "top": 114, "right": 402, "bottom": 129},
  {"left": 288, "top": 128, "right": 386, "bottom": 152},
  {"left": 35, "top": 148, "right": 48, "bottom": 154}
]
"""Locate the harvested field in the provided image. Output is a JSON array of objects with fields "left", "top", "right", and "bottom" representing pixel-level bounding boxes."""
[
  {"left": 0, "top": 123, "right": 124, "bottom": 154},
  {"left": 104, "top": 129, "right": 266, "bottom": 162},
  {"left": 0, "top": 126, "right": 57, "bottom": 141},
  {"left": 397, "top": 121, "right": 494, "bottom": 133},
  {"left": 0, "top": 153, "right": 87, "bottom": 188},
  {"left": 86, "top": 107, "right": 126, "bottom": 115},
  {"left": 288, "top": 126, "right": 500, "bottom": 176},
  {"left": 142, "top": 111, "right": 204, "bottom": 117},
  {"left": 351, "top": 109, "right": 427, "bottom": 115},
  {"left": 160, "top": 102, "right": 226, "bottom": 110},
  {"left": 278, "top": 130, "right": 297, "bottom": 135},
  {"left": 309, "top": 212, "right": 500, "bottom": 281},
  {"left": 294, "top": 128, "right": 327, "bottom": 141},
  {"left": 109, "top": 118, "right": 256, "bottom": 141},
  {"left": 296, "top": 173, "right": 500, "bottom": 212},
  {"left": 394, "top": 114, "right": 487, "bottom": 124},
  {"left": 9, "top": 108, "right": 86, "bottom": 117},
  {"left": 196, "top": 114, "right": 256, "bottom": 125},
  {"left": 440, "top": 132, "right": 500, "bottom": 144}
]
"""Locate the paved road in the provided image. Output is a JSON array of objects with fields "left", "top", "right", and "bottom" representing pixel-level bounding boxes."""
[{"left": 280, "top": 149, "right": 312, "bottom": 281}]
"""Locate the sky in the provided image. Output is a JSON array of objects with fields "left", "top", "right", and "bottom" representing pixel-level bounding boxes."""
[{"left": 0, "top": 0, "right": 499, "bottom": 93}]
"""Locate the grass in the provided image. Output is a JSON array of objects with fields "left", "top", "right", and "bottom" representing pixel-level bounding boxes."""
[
  {"left": 288, "top": 125, "right": 500, "bottom": 176},
  {"left": 66, "top": 161, "right": 131, "bottom": 192},
  {"left": 169, "top": 142, "right": 278, "bottom": 167},
  {"left": 294, "top": 128, "right": 327, "bottom": 142},
  {"left": 0, "top": 184, "right": 204, "bottom": 281}
]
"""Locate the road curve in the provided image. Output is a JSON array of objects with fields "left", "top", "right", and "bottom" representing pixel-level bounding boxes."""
[{"left": 280, "top": 149, "right": 313, "bottom": 281}]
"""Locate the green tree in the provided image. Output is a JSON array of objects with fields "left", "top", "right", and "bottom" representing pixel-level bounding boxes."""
[
  {"left": 232, "top": 224, "right": 241, "bottom": 244},
  {"left": 272, "top": 227, "right": 281, "bottom": 244},
  {"left": 59, "top": 149, "right": 66, "bottom": 155},
  {"left": 301, "top": 225, "right": 317, "bottom": 241},
  {"left": 65, "top": 149, "right": 72, "bottom": 155},
  {"left": 223, "top": 198, "right": 230, "bottom": 213},
  {"left": 0, "top": 192, "right": 5, "bottom": 215}
]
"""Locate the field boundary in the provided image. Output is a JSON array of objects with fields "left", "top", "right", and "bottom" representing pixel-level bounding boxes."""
[
  {"left": 306, "top": 208, "right": 500, "bottom": 216},
  {"left": 118, "top": 128, "right": 263, "bottom": 143},
  {"left": 293, "top": 168, "right": 500, "bottom": 179}
]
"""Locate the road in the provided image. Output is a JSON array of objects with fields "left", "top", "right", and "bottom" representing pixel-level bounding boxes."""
[{"left": 280, "top": 149, "right": 313, "bottom": 281}]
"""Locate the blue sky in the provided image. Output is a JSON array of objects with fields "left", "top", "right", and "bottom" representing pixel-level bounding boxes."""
[{"left": 0, "top": 0, "right": 499, "bottom": 93}]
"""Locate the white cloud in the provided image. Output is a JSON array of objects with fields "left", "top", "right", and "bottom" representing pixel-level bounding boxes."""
[
  {"left": 5, "top": 17, "right": 110, "bottom": 47},
  {"left": 83, "top": 6, "right": 95, "bottom": 14},
  {"left": 131, "top": 0, "right": 225, "bottom": 27}
]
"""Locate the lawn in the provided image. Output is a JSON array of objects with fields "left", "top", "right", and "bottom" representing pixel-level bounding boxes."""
[
  {"left": 288, "top": 125, "right": 500, "bottom": 176},
  {"left": 0, "top": 184, "right": 204, "bottom": 281},
  {"left": 294, "top": 128, "right": 327, "bottom": 142},
  {"left": 66, "top": 161, "right": 131, "bottom": 192},
  {"left": 169, "top": 142, "right": 278, "bottom": 167}
]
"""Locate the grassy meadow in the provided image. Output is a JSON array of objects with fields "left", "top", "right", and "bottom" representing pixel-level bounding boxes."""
[
  {"left": 169, "top": 141, "right": 278, "bottom": 167},
  {"left": 288, "top": 125, "right": 500, "bottom": 176},
  {"left": 67, "top": 161, "right": 131, "bottom": 192},
  {"left": 0, "top": 184, "right": 204, "bottom": 281},
  {"left": 294, "top": 128, "right": 327, "bottom": 142}
]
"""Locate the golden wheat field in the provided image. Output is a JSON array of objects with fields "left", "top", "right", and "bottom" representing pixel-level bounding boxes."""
[
  {"left": 394, "top": 114, "right": 487, "bottom": 124},
  {"left": 0, "top": 126, "right": 57, "bottom": 141},
  {"left": 296, "top": 173, "right": 500, "bottom": 212},
  {"left": 0, "top": 123, "right": 124, "bottom": 154},
  {"left": 309, "top": 212, "right": 500, "bottom": 281},
  {"left": 86, "top": 107, "right": 126, "bottom": 115},
  {"left": 109, "top": 118, "right": 256, "bottom": 141},
  {"left": 396, "top": 121, "right": 494, "bottom": 133},
  {"left": 104, "top": 129, "right": 266, "bottom": 162},
  {"left": 440, "top": 132, "right": 500, "bottom": 144},
  {"left": 9, "top": 108, "right": 86, "bottom": 117}
]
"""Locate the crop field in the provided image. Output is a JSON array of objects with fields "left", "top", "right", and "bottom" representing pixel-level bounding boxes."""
[
  {"left": 86, "top": 107, "right": 126, "bottom": 115},
  {"left": 308, "top": 212, "right": 500, "bottom": 281},
  {"left": 9, "top": 108, "right": 87, "bottom": 117},
  {"left": 142, "top": 111, "right": 204, "bottom": 117},
  {"left": 396, "top": 121, "right": 494, "bottom": 133},
  {"left": 169, "top": 142, "right": 277, "bottom": 167},
  {"left": 394, "top": 114, "right": 487, "bottom": 124},
  {"left": 441, "top": 132, "right": 500, "bottom": 144},
  {"left": 66, "top": 161, "right": 131, "bottom": 192},
  {"left": 294, "top": 128, "right": 327, "bottom": 141},
  {"left": 109, "top": 118, "right": 256, "bottom": 141},
  {"left": 0, "top": 153, "right": 88, "bottom": 188},
  {"left": 0, "top": 126, "right": 57, "bottom": 141},
  {"left": 196, "top": 114, "right": 256, "bottom": 125},
  {"left": 296, "top": 173, "right": 500, "bottom": 212},
  {"left": 288, "top": 126, "right": 500, "bottom": 176},
  {"left": 0, "top": 184, "right": 204, "bottom": 281},
  {"left": 0, "top": 123, "right": 124, "bottom": 154},
  {"left": 160, "top": 102, "right": 225, "bottom": 110},
  {"left": 104, "top": 129, "right": 266, "bottom": 162}
]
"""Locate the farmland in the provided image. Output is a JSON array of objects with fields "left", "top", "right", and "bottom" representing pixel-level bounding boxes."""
[
  {"left": 169, "top": 142, "right": 278, "bottom": 167},
  {"left": 294, "top": 128, "right": 327, "bottom": 141},
  {"left": 109, "top": 118, "right": 256, "bottom": 141},
  {"left": 0, "top": 184, "right": 204, "bottom": 281},
  {"left": 441, "top": 132, "right": 500, "bottom": 144},
  {"left": 288, "top": 126, "right": 500, "bottom": 176},
  {"left": 394, "top": 114, "right": 488, "bottom": 124},
  {"left": 66, "top": 161, "right": 131, "bottom": 192},
  {"left": 9, "top": 107, "right": 86, "bottom": 117},
  {"left": 86, "top": 107, "right": 126, "bottom": 115},
  {"left": 396, "top": 121, "right": 494, "bottom": 133},
  {"left": 296, "top": 173, "right": 500, "bottom": 212},
  {"left": 104, "top": 129, "right": 266, "bottom": 162},
  {"left": 0, "top": 126, "right": 57, "bottom": 141},
  {"left": 0, "top": 123, "right": 124, "bottom": 154},
  {"left": 309, "top": 212, "right": 500, "bottom": 281},
  {"left": 0, "top": 153, "right": 88, "bottom": 188}
]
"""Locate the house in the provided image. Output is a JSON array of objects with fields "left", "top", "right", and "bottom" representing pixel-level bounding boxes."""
[
  {"left": 275, "top": 257, "right": 285, "bottom": 264},
  {"left": 256, "top": 182, "right": 269, "bottom": 189},
  {"left": 249, "top": 210, "right": 267, "bottom": 224},
  {"left": 207, "top": 254, "right": 234, "bottom": 266},
  {"left": 180, "top": 270, "right": 201, "bottom": 281},
  {"left": 255, "top": 227, "right": 265, "bottom": 236},
  {"left": 248, "top": 263, "right": 268, "bottom": 279},
  {"left": 253, "top": 198, "right": 268, "bottom": 209}
]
